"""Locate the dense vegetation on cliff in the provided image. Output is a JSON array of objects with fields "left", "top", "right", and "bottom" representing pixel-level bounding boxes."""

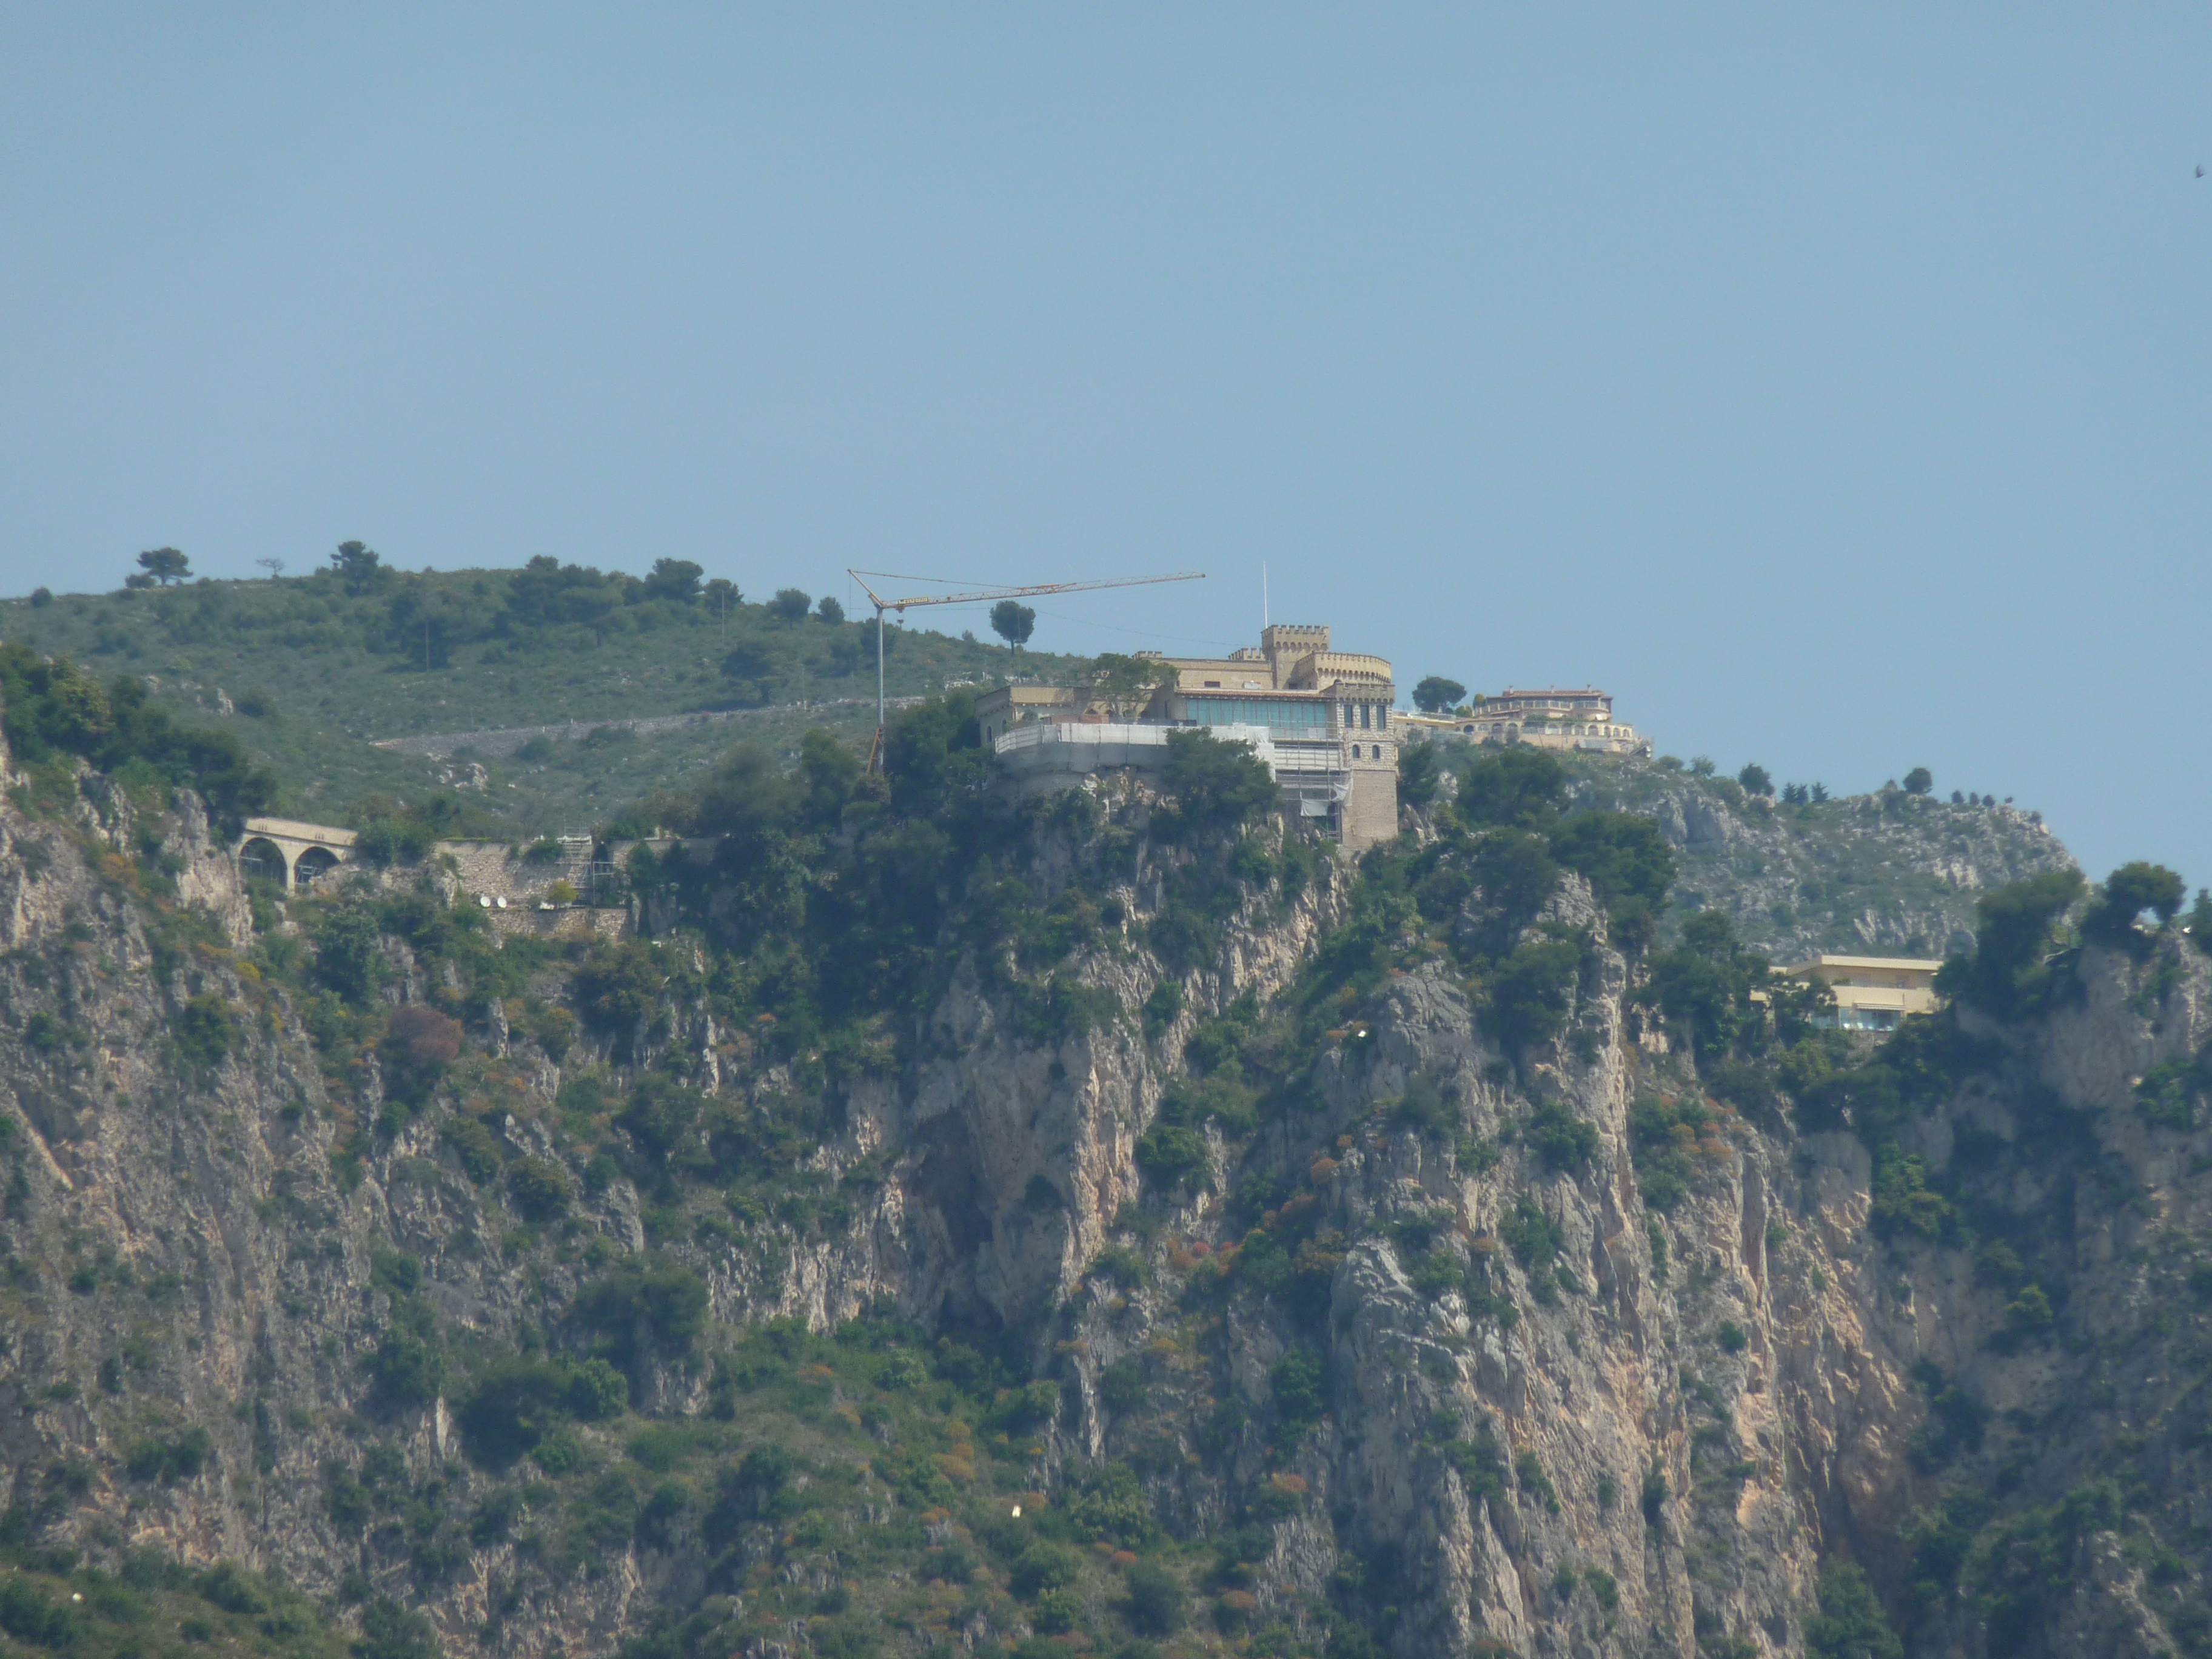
[{"left": 4, "top": 676, "right": 2212, "bottom": 1658}]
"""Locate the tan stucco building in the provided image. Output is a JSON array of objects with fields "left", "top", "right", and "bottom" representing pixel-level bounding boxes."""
[
  {"left": 1780, "top": 955, "right": 1945, "bottom": 1033},
  {"left": 974, "top": 625, "right": 1401, "bottom": 849},
  {"left": 1398, "top": 686, "right": 1648, "bottom": 756}
]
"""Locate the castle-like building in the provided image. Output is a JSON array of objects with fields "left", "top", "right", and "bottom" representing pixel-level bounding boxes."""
[{"left": 974, "top": 625, "right": 1401, "bottom": 849}]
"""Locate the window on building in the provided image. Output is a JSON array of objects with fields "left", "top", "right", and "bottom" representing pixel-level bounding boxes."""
[
  {"left": 1359, "top": 703, "right": 1371, "bottom": 730},
  {"left": 1186, "top": 696, "right": 1326, "bottom": 729}
]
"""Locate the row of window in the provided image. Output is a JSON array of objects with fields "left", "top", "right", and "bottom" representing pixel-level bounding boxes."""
[{"left": 1185, "top": 696, "right": 1328, "bottom": 728}]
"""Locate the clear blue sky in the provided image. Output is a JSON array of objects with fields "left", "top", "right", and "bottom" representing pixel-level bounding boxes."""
[{"left": 4, "top": 7, "right": 2208, "bottom": 883}]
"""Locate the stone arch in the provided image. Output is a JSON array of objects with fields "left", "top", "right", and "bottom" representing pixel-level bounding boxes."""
[
  {"left": 237, "top": 837, "right": 288, "bottom": 886},
  {"left": 293, "top": 846, "right": 342, "bottom": 888}
]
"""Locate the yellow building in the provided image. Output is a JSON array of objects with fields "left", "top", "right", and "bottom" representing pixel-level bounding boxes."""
[
  {"left": 1398, "top": 686, "right": 1647, "bottom": 756},
  {"left": 1780, "top": 955, "right": 1945, "bottom": 1033},
  {"left": 972, "top": 625, "right": 1401, "bottom": 849}
]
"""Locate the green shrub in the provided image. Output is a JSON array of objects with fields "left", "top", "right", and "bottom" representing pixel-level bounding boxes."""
[
  {"left": 364, "top": 1299, "right": 443, "bottom": 1412},
  {"left": 1513, "top": 1449, "right": 1557, "bottom": 1509},
  {"left": 1134, "top": 1123, "right": 1209, "bottom": 1188},
  {"left": 506, "top": 1157, "right": 573, "bottom": 1222},
  {"left": 1442, "top": 1427, "right": 1507, "bottom": 1504},
  {"left": 1269, "top": 1350, "right": 1327, "bottom": 1444},
  {"left": 1124, "top": 1563, "right": 1186, "bottom": 1636},
  {"left": 568, "top": 1358, "right": 629, "bottom": 1421},
  {"left": 1627, "top": 1094, "right": 1720, "bottom": 1210},
  {"left": 1011, "top": 1543, "right": 1082, "bottom": 1598},
  {"left": 354, "top": 816, "right": 434, "bottom": 867},
  {"left": 0, "top": 1578, "right": 76, "bottom": 1650},
  {"left": 1805, "top": 1562, "right": 1901, "bottom": 1659},
  {"left": 125, "top": 1426, "right": 212, "bottom": 1484},
  {"left": 355, "top": 1598, "right": 440, "bottom": 1659},
  {"left": 1525, "top": 1102, "right": 1598, "bottom": 1174},
  {"left": 572, "top": 939, "right": 671, "bottom": 1056},
  {"left": 1641, "top": 910, "right": 1768, "bottom": 1057},
  {"left": 569, "top": 1258, "right": 709, "bottom": 1375},
  {"left": 1869, "top": 1150, "right": 1956, "bottom": 1242},
  {"left": 174, "top": 995, "right": 238, "bottom": 1073},
  {"left": 1089, "top": 1247, "right": 1149, "bottom": 1291},
  {"left": 310, "top": 906, "right": 387, "bottom": 1007},
  {"left": 443, "top": 1116, "right": 501, "bottom": 1184},
  {"left": 1142, "top": 979, "right": 1185, "bottom": 1036},
  {"left": 1031, "top": 1587, "right": 1083, "bottom": 1633},
  {"left": 454, "top": 1358, "right": 574, "bottom": 1466},
  {"left": 1483, "top": 938, "right": 1583, "bottom": 1054},
  {"left": 1159, "top": 731, "right": 1279, "bottom": 832},
  {"left": 1936, "top": 870, "right": 2086, "bottom": 1020},
  {"left": 1501, "top": 1197, "right": 1564, "bottom": 1272},
  {"left": 1068, "top": 1463, "right": 1158, "bottom": 1547}
]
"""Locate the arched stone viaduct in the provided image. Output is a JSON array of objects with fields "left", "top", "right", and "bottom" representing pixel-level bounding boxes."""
[{"left": 233, "top": 817, "right": 358, "bottom": 891}]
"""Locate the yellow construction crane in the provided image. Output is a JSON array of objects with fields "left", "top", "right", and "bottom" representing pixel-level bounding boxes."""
[{"left": 848, "top": 568, "right": 1205, "bottom": 770}]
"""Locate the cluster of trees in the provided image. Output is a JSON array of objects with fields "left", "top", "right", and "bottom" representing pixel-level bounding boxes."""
[
  {"left": 84, "top": 543, "right": 993, "bottom": 685},
  {"left": 1340, "top": 746, "right": 1677, "bottom": 1059},
  {"left": 0, "top": 641, "right": 273, "bottom": 823},
  {"left": 1728, "top": 763, "right": 1997, "bottom": 810},
  {"left": 592, "top": 692, "right": 1294, "bottom": 1082}
]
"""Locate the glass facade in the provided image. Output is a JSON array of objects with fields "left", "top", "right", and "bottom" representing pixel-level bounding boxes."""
[{"left": 1186, "top": 696, "right": 1328, "bottom": 729}]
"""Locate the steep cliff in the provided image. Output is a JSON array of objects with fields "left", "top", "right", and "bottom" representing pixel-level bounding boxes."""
[{"left": 1, "top": 726, "right": 2207, "bottom": 1659}]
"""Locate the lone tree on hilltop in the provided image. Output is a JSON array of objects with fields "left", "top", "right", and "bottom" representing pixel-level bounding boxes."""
[
  {"left": 1903, "top": 766, "right": 1933, "bottom": 796},
  {"left": 1737, "top": 763, "right": 1773, "bottom": 796},
  {"left": 1413, "top": 675, "right": 1467, "bottom": 714},
  {"left": 769, "top": 588, "right": 812, "bottom": 626},
  {"left": 137, "top": 547, "right": 190, "bottom": 586},
  {"left": 816, "top": 595, "right": 844, "bottom": 625},
  {"left": 332, "top": 541, "right": 382, "bottom": 594},
  {"left": 990, "top": 600, "right": 1036, "bottom": 651},
  {"left": 643, "top": 558, "right": 703, "bottom": 603}
]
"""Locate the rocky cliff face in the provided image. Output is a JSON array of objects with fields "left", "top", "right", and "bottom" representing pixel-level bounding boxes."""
[
  {"left": 1560, "top": 758, "right": 2075, "bottom": 962},
  {"left": 1, "top": 748, "right": 2207, "bottom": 1659}
]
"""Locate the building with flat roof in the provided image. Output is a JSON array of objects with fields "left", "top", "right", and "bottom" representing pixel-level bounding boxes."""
[
  {"left": 973, "top": 625, "right": 1401, "bottom": 848},
  {"left": 1398, "top": 685, "right": 1649, "bottom": 756},
  {"left": 1780, "top": 954, "right": 1945, "bottom": 1033}
]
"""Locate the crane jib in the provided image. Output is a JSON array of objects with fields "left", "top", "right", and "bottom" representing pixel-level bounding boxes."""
[{"left": 848, "top": 568, "right": 1207, "bottom": 771}]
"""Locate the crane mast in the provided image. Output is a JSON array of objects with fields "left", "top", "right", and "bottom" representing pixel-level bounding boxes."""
[{"left": 847, "top": 568, "right": 1205, "bottom": 770}]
